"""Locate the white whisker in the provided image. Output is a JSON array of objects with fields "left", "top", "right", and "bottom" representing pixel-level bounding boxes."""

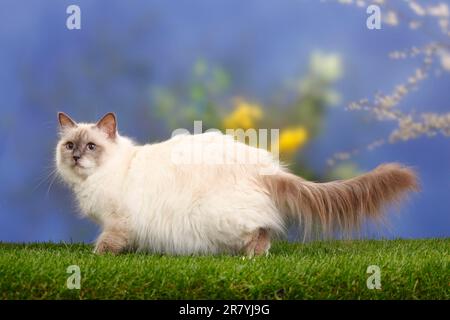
[
  {"left": 33, "top": 168, "right": 57, "bottom": 193},
  {"left": 46, "top": 171, "right": 59, "bottom": 198}
]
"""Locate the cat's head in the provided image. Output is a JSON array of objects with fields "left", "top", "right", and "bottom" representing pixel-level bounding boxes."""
[{"left": 56, "top": 112, "right": 119, "bottom": 183}]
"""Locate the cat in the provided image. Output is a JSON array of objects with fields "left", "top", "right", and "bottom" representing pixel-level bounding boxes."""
[{"left": 56, "top": 112, "right": 418, "bottom": 256}]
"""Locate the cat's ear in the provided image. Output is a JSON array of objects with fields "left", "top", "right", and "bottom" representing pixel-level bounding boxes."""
[
  {"left": 96, "top": 112, "right": 117, "bottom": 139},
  {"left": 58, "top": 112, "right": 77, "bottom": 130}
]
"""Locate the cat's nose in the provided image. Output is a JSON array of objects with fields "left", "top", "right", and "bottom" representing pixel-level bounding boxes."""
[{"left": 73, "top": 155, "right": 81, "bottom": 162}]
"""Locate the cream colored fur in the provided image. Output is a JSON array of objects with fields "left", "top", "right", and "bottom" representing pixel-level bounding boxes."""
[{"left": 56, "top": 113, "right": 418, "bottom": 255}]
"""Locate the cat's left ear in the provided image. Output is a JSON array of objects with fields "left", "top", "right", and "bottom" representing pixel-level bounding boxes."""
[{"left": 96, "top": 112, "right": 117, "bottom": 139}]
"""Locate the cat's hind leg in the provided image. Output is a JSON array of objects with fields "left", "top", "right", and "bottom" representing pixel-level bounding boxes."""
[{"left": 243, "top": 228, "right": 271, "bottom": 257}]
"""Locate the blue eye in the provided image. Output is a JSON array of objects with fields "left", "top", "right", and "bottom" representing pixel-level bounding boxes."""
[
  {"left": 87, "top": 143, "right": 96, "bottom": 151},
  {"left": 66, "top": 142, "right": 74, "bottom": 150}
]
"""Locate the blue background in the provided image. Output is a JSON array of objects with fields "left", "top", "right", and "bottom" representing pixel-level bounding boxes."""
[{"left": 0, "top": 0, "right": 448, "bottom": 243}]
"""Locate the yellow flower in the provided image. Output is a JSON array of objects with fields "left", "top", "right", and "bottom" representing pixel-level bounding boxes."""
[
  {"left": 223, "top": 98, "right": 263, "bottom": 130},
  {"left": 275, "top": 126, "right": 308, "bottom": 156}
]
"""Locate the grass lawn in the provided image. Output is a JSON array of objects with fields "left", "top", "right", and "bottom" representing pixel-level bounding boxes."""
[{"left": 0, "top": 239, "right": 448, "bottom": 300}]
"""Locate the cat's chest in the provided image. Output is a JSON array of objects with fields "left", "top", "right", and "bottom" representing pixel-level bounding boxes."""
[{"left": 74, "top": 182, "right": 118, "bottom": 222}]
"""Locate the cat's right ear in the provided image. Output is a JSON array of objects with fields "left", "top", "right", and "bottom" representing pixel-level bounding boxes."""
[{"left": 58, "top": 112, "right": 77, "bottom": 130}]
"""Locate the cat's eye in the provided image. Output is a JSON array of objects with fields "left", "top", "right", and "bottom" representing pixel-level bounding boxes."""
[
  {"left": 87, "top": 143, "right": 96, "bottom": 151},
  {"left": 65, "top": 142, "right": 74, "bottom": 150}
]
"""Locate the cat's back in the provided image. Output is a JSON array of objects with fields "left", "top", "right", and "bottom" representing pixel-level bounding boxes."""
[
  {"left": 125, "top": 131, "right": 279, "bottom": 188},
  {"left": 139, "top": 131, "right": 276, "bottom": 168},
  {"left": 128, "top": 132, "right": 228, "bottom": 168}
]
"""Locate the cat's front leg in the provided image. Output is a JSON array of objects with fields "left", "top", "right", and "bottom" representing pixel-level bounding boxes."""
[
  {"left": 243, "top": 228, "right": 271, "bottom": 257},
  {"left": 94, "top": 221, "right": 130, "bottom": 255}
]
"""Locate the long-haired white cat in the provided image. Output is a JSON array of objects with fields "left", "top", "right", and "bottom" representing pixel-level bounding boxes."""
[{"left": 56, "top": 112, "right": 418, "bottom": 256}]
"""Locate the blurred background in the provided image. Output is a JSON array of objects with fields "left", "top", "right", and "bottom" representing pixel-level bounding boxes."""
[{"left": 0, "top": 0, "right": 449, "bottom": 243}]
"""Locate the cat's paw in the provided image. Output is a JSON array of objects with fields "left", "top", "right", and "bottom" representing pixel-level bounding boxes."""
[
  {"left": 93, "top": 240, "right": 120, "bottom": 255},
  {"left": 94, "top": 229, "right": 129, "bottom": 255}
]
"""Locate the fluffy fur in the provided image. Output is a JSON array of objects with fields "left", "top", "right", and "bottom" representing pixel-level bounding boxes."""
[{"left": 56, "top": 112, "right": 419, "bottom": 256}]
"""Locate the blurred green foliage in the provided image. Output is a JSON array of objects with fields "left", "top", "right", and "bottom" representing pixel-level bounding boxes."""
[{"left": 151, "top": 53, "right": 359, "bottom": 181}]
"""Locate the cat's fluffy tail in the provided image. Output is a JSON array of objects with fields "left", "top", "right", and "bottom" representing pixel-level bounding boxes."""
[{"left": 262, "top": 163, "right": 419, "bottom": 238}]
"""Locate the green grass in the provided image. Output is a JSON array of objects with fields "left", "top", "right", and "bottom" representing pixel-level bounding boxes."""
[{"left": 0, "top": 239, "right": 448, "bottom": 299}]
